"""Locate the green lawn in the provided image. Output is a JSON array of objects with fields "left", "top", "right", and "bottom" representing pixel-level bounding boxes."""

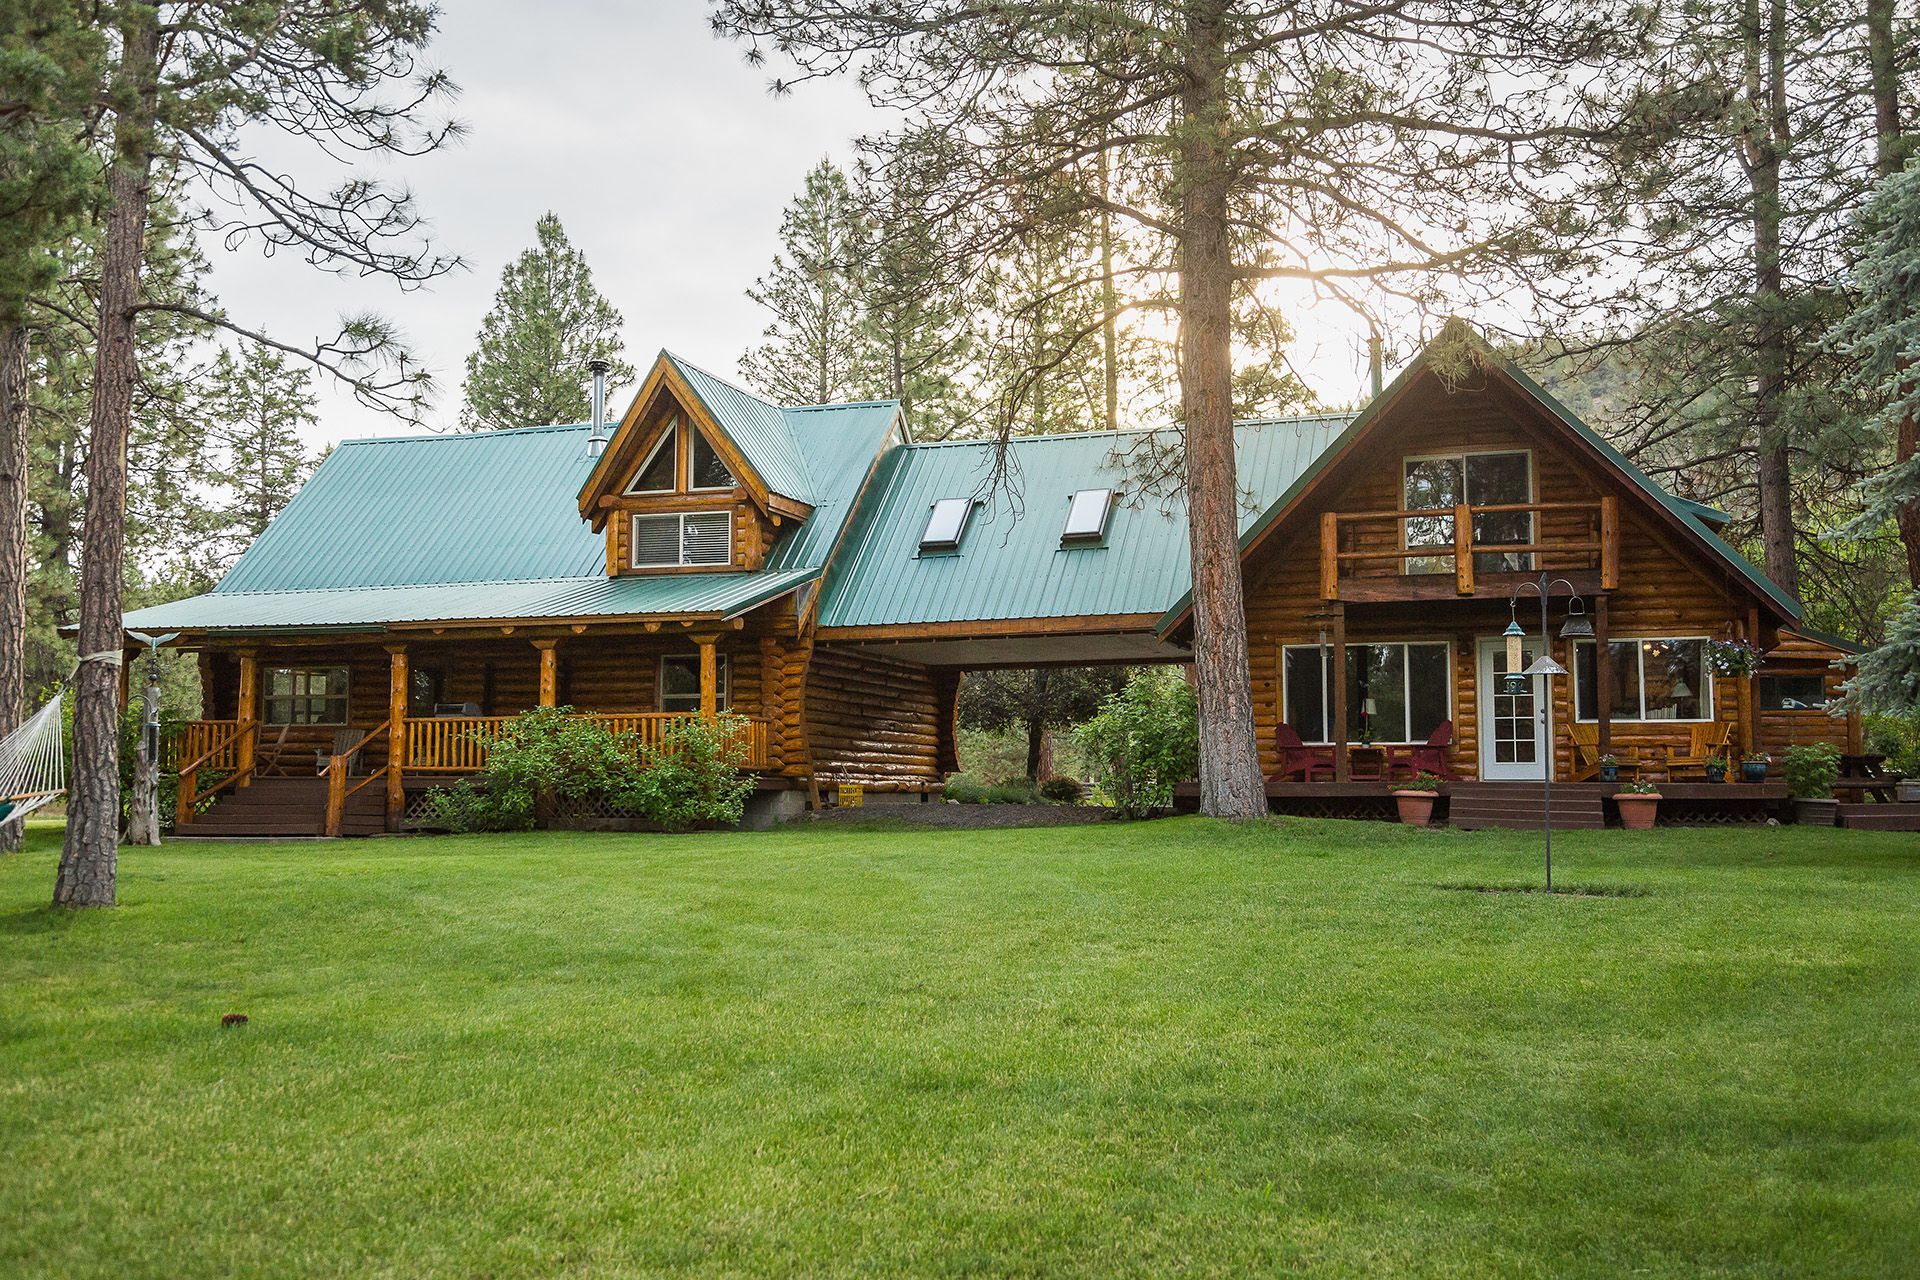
[{"left": 2, "top": 816, "right": 1916, "bottom": 1279}]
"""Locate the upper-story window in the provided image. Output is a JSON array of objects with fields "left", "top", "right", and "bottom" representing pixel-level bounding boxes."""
[
  {"left": 690, "top": 431, "right": 737, "bottom": 490},
  {"left": 633, "top": 511, "right": 732, "bottom": 568},
  {"left": 1403, "top": 450, "right": 1533, "bottom": 575},
  {"left": 629, "top": 428, "right": 678, "bottom": 494}
]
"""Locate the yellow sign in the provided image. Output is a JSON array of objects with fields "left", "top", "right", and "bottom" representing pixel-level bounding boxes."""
[{"left": 836, "top": 783, "right": 864, "bottom": 809}]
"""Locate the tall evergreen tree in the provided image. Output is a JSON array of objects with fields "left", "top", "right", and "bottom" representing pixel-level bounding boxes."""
[
  {"left": 741, "top": 159, "right": 873, "bottom": 406},
  {"left": 201, "top": 345, "right": 319, "bottom": 563},
  {"left": 460, "top": 213, "right": 634, "bottom": 429}
]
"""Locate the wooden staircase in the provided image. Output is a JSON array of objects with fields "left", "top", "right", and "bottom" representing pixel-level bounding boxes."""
[
  {"left": 1837, "top": 803, "right": 1920, "bottom": 832},
  {"left": 1448, "top": 782, "right": 1608, "bottom": 831},
  {"left": 177, "top": 776, "right": 387, "bottom": 838}
]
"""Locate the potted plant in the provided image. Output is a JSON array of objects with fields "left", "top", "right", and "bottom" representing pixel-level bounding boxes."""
[
  {"left": 1783, "top": 744, "right": 1840, "bottom": 826},
  {"left": 1391, "top": 772, "right": 1442, "bottom": 825},
  {"left": 1740, "top": 752, "right": 1770, "bottom": 783},
  {"left": 1598, "top": 753, "right": 1620, "bottom": 783},
  {"left": 1614, "top": 779, "right": 1662, "bottom": 829},
  {"left": 1703, "top": 754, "right": 1727, "bottom": 784}
]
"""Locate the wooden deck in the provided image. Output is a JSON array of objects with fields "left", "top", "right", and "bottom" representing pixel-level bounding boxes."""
[{"left": 1173, "top": 778, "right": 1794, "bottom": 826}]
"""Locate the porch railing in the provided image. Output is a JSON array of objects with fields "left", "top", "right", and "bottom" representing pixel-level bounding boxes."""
[
  {"left": 406, "top": 712, "right": 772, "bottom": 773},
  {"left": 1318, "top": 497, "right": 1618, "bottom": 600},
  {"left": 174, "top": 718, "right": 256, "bottom": 828}
]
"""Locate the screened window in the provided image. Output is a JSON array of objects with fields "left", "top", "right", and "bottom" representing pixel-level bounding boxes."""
[
  {"left": 628, "top": 427, "right": 678, "bottom": 493},
  {"left": 1574, "top": 638, "right": 1710, "bottom": 721},
  {"left": 1061, "top": 488, "right": 1115, "bottom": 542},
  {"left": 920, "top": 497, "right": 974, "bottom": 552},
  {"left": 1402, "top": 451, "right": 1533, "bottom": 575},
  {"left": 263, "top": 666, "right": 348, "bottom": 725},
  {"left": 1281, "top": 642, "right": 1450, "bottom": 744},
  {"left": 1760, "top": 675, "right": 1829, "bottom": 711},
  {"left": 690, "top": 431, "right": 737, "bottom": 490},
  {"left": 658, "top": 654, "right": 730, "bottom": 714},
  {"left": 631, "top": 511, "right": 732, "bottom": 568}
]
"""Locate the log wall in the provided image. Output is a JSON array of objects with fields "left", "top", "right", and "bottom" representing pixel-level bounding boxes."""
[{"left": 803, "top": 646, "right": 948, "bottom": 791}]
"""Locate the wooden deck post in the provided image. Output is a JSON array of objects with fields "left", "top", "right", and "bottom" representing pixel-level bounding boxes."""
[
  {"left": 1595, "top": 593, "right": 1612, "bottom": 761},
  {"left": 1453, "top": 504, "right": 1474, "bottom": 595},
  {"left": 235, "top": 650, "right": 258, "bottom": 789},
  {"left": 1330, "top": 604, "right": 1350, "bottom": 783},
  {"left": 533, "top": 639, "right": 560, "bottom": 708},
  {"left": 692, "top": 633, "right": 720, "bottom": 719},
  {"left": 1319, "top": 512, "right": 1339, "bottom": 600},
  {"left": 386, "top": 644, "right": 408, "bottom": 832}
]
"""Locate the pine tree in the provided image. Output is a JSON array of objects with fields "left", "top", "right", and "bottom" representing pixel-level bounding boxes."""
[
  {"left": 741, "top": 160, "right": 873, "bottom": 406},
  {"left": 960, "top": 667, "right": 1126, "bottom": 781},
  {"left": 201, "top": 346, "right": 319, "bottom": 563},
  {"left": 460, "top": 213, "right": 634, "bottom": 429}
]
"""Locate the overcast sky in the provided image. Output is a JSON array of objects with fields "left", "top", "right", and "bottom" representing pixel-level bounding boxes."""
[{"left": 202, "top": 0, "right": 1378, "bottom": 449}]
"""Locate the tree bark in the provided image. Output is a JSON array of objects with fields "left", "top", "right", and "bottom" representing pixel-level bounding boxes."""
[
  {"left": 1866, "top": 0, "right": 1920, "bottom": 587},
  {"left": 1178, "top": 0, "right": 1265, "bottom": 820},
  {"left": 0, "top": 325, "right": 28, "bottom": 855},
  {"left": 55, "top": 7, "right": 159, "bottom": 908},
  {"left": 1025, "top": 715, "right": 1045, "bottom": 781},
  {"left": 1099, "top": 144, "right": 1119, "bottom": 433},
  {"left": 1745, "top": 0, "right": 1798, "bottom": 598}
]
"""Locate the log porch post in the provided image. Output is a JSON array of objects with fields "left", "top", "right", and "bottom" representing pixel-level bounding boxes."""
[
  {"left": 1743, "top": 606, "right": 1762, "bottom": 757},
  {"left": 533, "top": 639, "right": 560, "bottom": 708},
  {"left": 1330, "top": 604, "right": 1350, "bottom": 783},
  {"left": 692, "top": 633, "right": 720, "bottom": 719},
  {"left": 235, "top": 649, "right": 258, "bottom": 788},
  {"left": 385, "top": 644, "right": 408, "bottom": 831},
  {"left": 1595, "top": 593, "right": 1612, "bottom": 760}
]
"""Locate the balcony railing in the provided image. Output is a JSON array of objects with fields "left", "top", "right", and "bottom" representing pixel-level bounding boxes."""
[
  {"left": 407, "top": 712, "right": 772, "bottom": 773},
  {"left": 1318, "top": 497, "right": 1618, "bottom": 601}
]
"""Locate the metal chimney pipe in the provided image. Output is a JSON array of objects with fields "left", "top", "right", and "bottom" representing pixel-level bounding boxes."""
[{"left": 585, "top": 359, "right": 610, "bottom": 458}]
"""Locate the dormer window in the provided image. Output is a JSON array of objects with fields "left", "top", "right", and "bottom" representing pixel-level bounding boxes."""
[
  {"left": 690, "top": 430, "right": 737, "bottom": 490},
  {"left": 628, "top": 428, "right": 677, "bottom": 494},
  {"left": 919, "top": 497, "right": 974, "bottom": 553},
  {"left": 632, "top": 511, "right": 732, "bottom": 568},
  {"left": 1061, "top": 488, "right": 1115, "bottom": 543}
]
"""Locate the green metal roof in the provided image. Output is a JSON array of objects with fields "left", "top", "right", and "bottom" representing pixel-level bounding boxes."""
[
  {"left": 816, "top": 417, "right": 1351, "bottom": 629},
  {"left": 666, "top": 352, "right": 828, "bottom": 506},
  {"left": 1155, "top": 338, "right": 1802, "bottom": 635},
  {"left": 124, "top": 393, "right": 899, "bottom": 635}
]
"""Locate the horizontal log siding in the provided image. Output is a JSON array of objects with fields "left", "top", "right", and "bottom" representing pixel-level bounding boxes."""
[
  {"left": 804, "top": 646, "right": 945, "bottom": 790},
  {"left": 1244, "top": 380, "right": 1771, "bottom": 781},
  {"left": 608, "top": 492, "right": 777, "bottom": 572}
]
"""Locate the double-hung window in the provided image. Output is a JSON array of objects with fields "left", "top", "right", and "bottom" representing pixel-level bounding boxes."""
[
  {"left": 263, "top": 666, "right": 349, "bottom": 725},
  {"left": 1402, "top": 451, "right": 1533, "bottom": 575},
  {"left": 631, "top": 511, "right": 732, "bottom": 568},
  {"left": 1573, "top": 638, "right": 1710, "bottom": 721},
  {"left": 1281, "top": 642, "right": 1451, "bottom": 744}
]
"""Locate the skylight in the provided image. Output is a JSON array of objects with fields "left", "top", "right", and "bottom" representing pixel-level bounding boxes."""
[
  {"left": 919, "top": 497, "right": 974, "bottom": 552},
  {"left": 1061, "top": 488, "right": 1115, "bottom": 542}
]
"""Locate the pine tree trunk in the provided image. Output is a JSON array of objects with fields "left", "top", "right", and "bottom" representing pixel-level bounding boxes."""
[
  {"left": 0, "top": 324, "right": 28, "bottom": 855},
  {"left": 1745, "top": 0, "right": 1798, "bottom": 598},
  {"left": 1866, "top": 0, "right": 1920, "bottom": 587},
  {"left": 1099, "top": 145, "right": 1119, "bottom": 433},
  {"left": 1179, "top": 0, "right": 1265, "bottom": 820},
  {"left": 1025, "top": 716, "right": 1045, "bottom": 781},
  {"left": 55, "top": 8, "right": 159, "bottom": 908}
]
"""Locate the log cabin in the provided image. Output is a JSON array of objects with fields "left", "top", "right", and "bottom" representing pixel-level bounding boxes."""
[{"left": 124, "top": 333, "right": 1858, "bottom": 835}]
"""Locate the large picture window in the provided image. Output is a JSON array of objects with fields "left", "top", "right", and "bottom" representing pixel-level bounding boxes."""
[
  {"left": 263, "top": 666, "right": 349, "bottom": 725},
  {"left": 631, "top": 511, "right": 732, "bottom": 568},
  {"left": 1759, "top": 675, "right": 1829, "bottom": 711},
  {"left": 1574, "top": 638, "right": 1711, "bottom": 721},
  {"left": 658, "top": 654, "right": 730, "bottom": 714},
  {"left": 1282, "top": 642, "right": 1450, "bottom": 744},
  {"left": 1402, "top": 450, "right": 1533, "bottom": 575}
]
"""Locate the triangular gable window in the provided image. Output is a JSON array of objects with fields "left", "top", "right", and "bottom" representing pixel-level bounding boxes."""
[
  {"left": 628, "top": 426, "right": 677, "bottom": 494},
  {"left": 690, "top": 430, "right": 737, "bottom": 491}
]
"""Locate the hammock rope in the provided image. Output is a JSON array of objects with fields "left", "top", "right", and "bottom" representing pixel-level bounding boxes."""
[{"left": 0, "top": 691, "right": 67, "bottom": 829}]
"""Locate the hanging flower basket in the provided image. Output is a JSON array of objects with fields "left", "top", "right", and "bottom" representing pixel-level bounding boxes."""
[{"left": 1705, "top": 638, "right": 1762, "bottom": 677}]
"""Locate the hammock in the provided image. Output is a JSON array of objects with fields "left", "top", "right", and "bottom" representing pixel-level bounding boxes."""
[{"left": 0, "top": 690, "right": 66, "bottom": 829}]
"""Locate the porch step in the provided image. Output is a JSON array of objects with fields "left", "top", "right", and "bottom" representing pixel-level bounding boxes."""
[
  {"left": 1449, "top": 782, "right": 1607, "bottom": 831},
  {"left": 1837, "top": 802, "right": 1920, "bottom": 832},
  {"left": 178, "top": 776, "right": 386, "bottom": 838}
]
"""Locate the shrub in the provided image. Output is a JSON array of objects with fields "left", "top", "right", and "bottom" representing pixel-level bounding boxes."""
[
  {"left": 1781, "top": 743, "right": 1841, "bottom": 800},
  {"left": 415, "top": 778, "right": 513, "bottom": 834},
  {"left": 942, "top": 773, "right": 987, "bottom": 803},
  {"left": 621, "top": 714, "right": 757, "bottom": 832},
  {"left": 1076, "top": 668, "right": 1198, "bottom": 819},
  {"left": 1865, "top": 710, "right": 1920, "bottom": 778},
  {"left": 1397, "top": 772, "right": 1442, "bottom": 793},
  {"left": 1037, "top": 775, "right": 1084, "bottom": 804},
  {"left": 1618, "top": 779, "right": 1661, "bottom": 794},
  {"left": 986, "top": 778, "right": 1039, "bottom": 804}
]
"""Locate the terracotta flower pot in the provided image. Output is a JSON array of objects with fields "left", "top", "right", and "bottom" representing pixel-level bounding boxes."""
[
  {"left": 1392, "top": 791, "right": 1437, "bottom": 826},
  {"left": 1615, "top": 793, "right": 1661, "bottom": 830}
]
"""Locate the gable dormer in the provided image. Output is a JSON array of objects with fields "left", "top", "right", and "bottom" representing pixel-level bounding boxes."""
[{"left": 579, "top": 353, "right": 815, "bottom": 576}]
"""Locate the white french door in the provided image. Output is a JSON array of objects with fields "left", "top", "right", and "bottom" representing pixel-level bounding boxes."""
[{"left": 1476, "top": 636, "right": 1548, "bottom": 781}]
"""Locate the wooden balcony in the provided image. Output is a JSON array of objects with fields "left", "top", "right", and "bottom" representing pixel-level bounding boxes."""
[
  {"left": 1318, "top": 497, "right": 1618, "bottom": 602},
  {"left": 406, "top": 712, "right": 773, "bottom": 773}
]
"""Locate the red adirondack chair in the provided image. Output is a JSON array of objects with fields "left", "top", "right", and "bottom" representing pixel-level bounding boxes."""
[
  {"left": 1386, "top": 720, "right": 1455, "bottom": 780},
  {"left": 1271, "top": 723, "right": 1336, "bottom": 782}
]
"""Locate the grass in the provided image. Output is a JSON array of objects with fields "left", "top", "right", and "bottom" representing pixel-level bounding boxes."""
[{"left": 1, "top": 816, "right": 1917, "bottom": 1278}]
